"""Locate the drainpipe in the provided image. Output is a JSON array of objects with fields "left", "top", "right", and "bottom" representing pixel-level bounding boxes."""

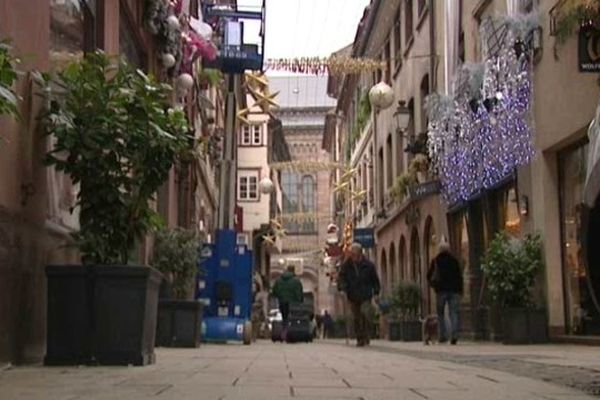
[{"left": 429, "top": 0, "right": 436, "bottom": 93}]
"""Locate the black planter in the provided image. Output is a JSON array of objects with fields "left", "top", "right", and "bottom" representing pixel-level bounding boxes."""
[
  {"left": 399, "top": 320, "right": 422, "bottom": 342},
  {"left": 388, "top": 321, "right": 401, "bottom": 341},
  {"left": 45, "top": 265, "right": 93, "bottom": 366},
  {"left": 501, "top": 308, "right": 548, "bottom": 344},
  {"left": 45, "top": 264, "right": 162, "bottom": 366},
  {"left": 93, "top": 266, "right": 162, "bottom": 365},
  {"left": 157, "top": 300, "right": 203, "bottom": 348}
]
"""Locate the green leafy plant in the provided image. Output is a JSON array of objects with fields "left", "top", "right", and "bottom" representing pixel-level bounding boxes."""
[
  {"left": 409, "top": 154, "right": 429, "bottom": 173},
  {"left": 390, "top": 172, "right": 417, "bottom": 203},
  {"left": 152, "top": 228, "right": 201, "bottom": 299},
  {"left": 481, "top": 231, "right": 543, "bottom": 308},
  {"left": 37, "top": 51, "right": 190, "bottom": 265},
  {"left": 197, "top": 68, "right": 222, "bottom": 88},
  {"left": 553, "top": 0, "right": 600, "bottom": 45},
  {"left": 350, "top": 89, "right": 372, "bottom": 148},
  {"left": 389, "top": 281, "right": 421, "bottom": 321},
  {"left": 0, "top": 41, "right": 20, "bottom": 119}
]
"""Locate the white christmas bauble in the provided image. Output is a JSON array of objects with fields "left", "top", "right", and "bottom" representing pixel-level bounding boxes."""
[
  {"left": 369, "top": 81, "right": 395, "bottom": 110},
  {"left": 190, "top": 18, "right": 213, "bottom": 40},
  {"left": 177, "top": 73, "right": 194, "bottom": 90},
  {"left": 259, "top": 177, "right": 275, "bottom": 194},
  {"left": 161, "top": 53, "right": 176, "bottom": 68},
  {"left": 167, "top": 15, "right": 181, "bottom": 30}
]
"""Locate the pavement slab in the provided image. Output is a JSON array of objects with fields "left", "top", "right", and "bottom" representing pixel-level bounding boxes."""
[{"left": 0, "top": 340, "right": 598, "bottom": 399}]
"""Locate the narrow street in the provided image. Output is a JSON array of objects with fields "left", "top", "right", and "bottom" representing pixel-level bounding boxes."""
[{"left": 1, "top": 340, "right": 599, "bottom": 400}]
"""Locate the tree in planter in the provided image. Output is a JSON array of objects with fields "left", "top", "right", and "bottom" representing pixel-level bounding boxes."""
[
  {"left": 481, "top": 232, "right": 543, "bottom": 309},
  {"left": 152, "top": 228, "right": 201, "bottom": 299},
  {"left": 390, "top": 172, "right": 417, "bottom": 204},
  {"left": 388, "top": 282, "right": 422, "bottom": 341},
  {"left": 481, "top": 231, "right": 546, "bottom": 343},
  {"left": 37, "top": 51, "right": 190, "bottom": 264}
]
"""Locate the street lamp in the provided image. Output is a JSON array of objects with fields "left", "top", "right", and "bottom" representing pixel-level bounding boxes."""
[{"left": 394, "top": 100, "right": 411, "bottom": 133}]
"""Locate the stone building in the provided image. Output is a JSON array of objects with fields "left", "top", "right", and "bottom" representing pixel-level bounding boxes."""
[
  {"left": 268, "top": 75, "right": 336, "bottom": 315},
  {"left": 0, "top": 0, "right": 223, "bottom": 364}
]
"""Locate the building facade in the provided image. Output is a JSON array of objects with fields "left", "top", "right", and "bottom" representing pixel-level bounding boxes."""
[
  {"left": 0, "top": 0, "right": 223, "bottom": 363},
  {"left": 327, "top": 0, "right": 600, "bottom": 340},
  {"left": 268, "top": 76, "right": 336, "bottom": 315}
]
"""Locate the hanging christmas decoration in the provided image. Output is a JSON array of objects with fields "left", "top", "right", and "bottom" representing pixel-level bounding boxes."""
[
  {"left": 426, "top": 13, "right": 538, "bottom": 205},
  {"left": 161, "top": 53, "right": 176, "bottom": 68},
  {"left": 369, "top": 81, "right": 395, "bottom": 110},
  {"left": 264, "top": 56, "right": 387, "bottom": 76},
  {"left": 270, "top": 161, "right": 344, "bottom": 173}
]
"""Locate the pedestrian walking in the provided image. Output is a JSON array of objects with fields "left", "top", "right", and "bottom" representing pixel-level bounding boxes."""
[
  {"left": 322, "top": 310, "right": 334, "bottom": 339},
  {"left": 338, "top": 243, "right": 381, "bottom": 347},
  {"left": 427, "top": 239, "right": 463, "bottom": 345},
  {"left": 271, "top": 265, "right": 303, "bottom": 338}
]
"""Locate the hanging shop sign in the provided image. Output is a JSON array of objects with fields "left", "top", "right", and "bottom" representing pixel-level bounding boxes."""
[
  {"left": 353, "top": 228, "right": 375, "bottom": 249},
  {"left": 579, "top": 25, "right": 600, "bottom": 73}
]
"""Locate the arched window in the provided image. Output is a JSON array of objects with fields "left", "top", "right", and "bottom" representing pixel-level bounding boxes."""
[
  {"left": 399, "top": 236, "right": 406, "bottom": 281},
  {"left": 389, "top": 243, "right": 396, "bottom": 290},
  {"left": 381, "top": 249, "right": 388, "bottom": 296},
  {"left": 410, "top": 227, "right": 421, "bottom": 283},
  {"left": 301, "top": 175, "right": 315, "bottom": 232}
]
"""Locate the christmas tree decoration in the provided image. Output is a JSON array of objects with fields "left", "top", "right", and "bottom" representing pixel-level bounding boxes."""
[
  {"left": 167, "top": 15, "right": 181, "bottom": 30},
  {"left": 161, "top": 53, "right": 176, "bottom": 68},
  {"left": 177, "top": 73, "right": 194, "bottom": 90}
]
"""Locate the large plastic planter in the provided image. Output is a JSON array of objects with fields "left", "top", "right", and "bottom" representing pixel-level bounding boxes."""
[
  {"left": 93, "top": 266, "right": 162, "bottom": 365},
  {"left": 45, "top": 265, "right": 93, "bottom": 366},
  {"left": 45, "top": 265, "right": 162, "bottom": 366},
  {"left": 157, "top": 300, "right": 203, "bottom": 348}
]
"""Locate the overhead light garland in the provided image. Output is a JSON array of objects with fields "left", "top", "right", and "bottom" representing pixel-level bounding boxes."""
[
  {"left": 264, "top": 56, "right": 387, "bottom": 77},
  {"left": 270, "top": 161, "right": 344, "bottom": 173},
  {"left": 427, "top": 13, "right": 538, "bottom": 205}
]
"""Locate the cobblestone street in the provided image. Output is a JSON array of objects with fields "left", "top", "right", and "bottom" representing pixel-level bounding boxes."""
[{"left": 1, "top": 340, "right": 599, "bottom": 399}]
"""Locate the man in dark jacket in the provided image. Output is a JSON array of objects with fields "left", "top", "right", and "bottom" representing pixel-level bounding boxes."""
[
  {"left": 338, "top": 243, "right": 380, "bottom": 347},
  {"left": 427, "top": 240, "right": 463, "bottom": 344},
  {"left": 272, "top": 265, "right": 303, "bottom": 327}
]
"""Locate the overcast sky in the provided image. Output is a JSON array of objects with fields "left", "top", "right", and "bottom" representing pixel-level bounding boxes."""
[{"left": 237, "top": 0, "right": 370, "bottom": 60}]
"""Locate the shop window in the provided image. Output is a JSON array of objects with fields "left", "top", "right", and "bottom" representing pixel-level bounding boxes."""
[
  {"left": 503, "top": 187, "right": 522, "bottom": 237},
  {"left": 50, "top": 0, "right": 96, "bottom": 68},
  {"left": 120, "top": 8, "right": 145, "bottom": 69},
  {"left": 424, "top": 216, "right": 437, "bottom": 314},
  {"left": 559, "top": 142, "right": 600, "bottom": 334}
]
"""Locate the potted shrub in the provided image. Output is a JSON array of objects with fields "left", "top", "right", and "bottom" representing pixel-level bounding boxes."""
[
  {"left": 409, "top": 154, "right": 429, "bottom": 183},
  {"left": 388, "top": 282, "right": 422, "bottom": 341},
  {"left": 39, "top": 51, "right": 190, "bottom": 365},
  {"left": 481, "top": 231, "right": 547, "bottom": 344},
  {"left": 153, "top": 228, "right": 203, "bottom": 348},
  {"left": 391, "top": 172, "right": 417, "bottom": 204}
]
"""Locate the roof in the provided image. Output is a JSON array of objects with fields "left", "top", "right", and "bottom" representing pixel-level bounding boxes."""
[{"left": 268, "top": 76, "right": 337, "bottom": 109}]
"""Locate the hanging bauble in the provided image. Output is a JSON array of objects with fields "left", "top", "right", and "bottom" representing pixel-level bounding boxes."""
[
  {"left": 177, "top": 73, "right": 194, "bottom": 91},
  {"left": 369, "top": 81, "right": 395, "bottom": 110},
  {"left": 259, "top": 177, "right": 275, "bottom": 194},
  {"left": 161, "top": 53, "right": 176, "bottom": 68},
  {"left": 167, "top": 15, "right": 181, "bottom": 30},
  {"left": 469, "top": 99, "right": 479, "bottom": 114},
  {"left": 190, "top": 17, "right": 213, "bottom": 40}
]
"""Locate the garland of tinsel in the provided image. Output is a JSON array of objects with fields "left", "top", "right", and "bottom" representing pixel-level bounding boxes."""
[
  {"left": 427, "top": 14, "right": 538, "bottom": 205},
  {"left": 264, "top": 56, "right": 387, "bottom": 77}
]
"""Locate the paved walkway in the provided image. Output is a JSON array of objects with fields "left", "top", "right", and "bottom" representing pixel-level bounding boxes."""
[{"left": 0, "top": 340, "right": 599, "bottom": 399}]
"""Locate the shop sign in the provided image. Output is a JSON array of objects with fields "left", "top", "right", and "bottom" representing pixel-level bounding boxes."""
[
  {"left": 353, "top": 228, "right": 375, "bottom": 248},
  {"left": 579, "top": 25, "right": 600, "bottom": 73},
  {"left": 408, "top": 180, "right": 441, "bottom": 201}
]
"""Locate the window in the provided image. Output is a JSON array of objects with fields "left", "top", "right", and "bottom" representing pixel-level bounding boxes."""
[
  {"left": 240, "top": 125, "right": 262, "bottom": 146},
  {"left": 120, "top": 7, "right": 145, "bottom": 69},
  {"left": 405, "top": 0, "right": 414, "bottom": 46},
  {"left": 458, "top": 0, "right": 465, "bottom": 63},
  {"left": 393, "top": 9, "right": 402, "bottom": 72},
  {"left": 417, "top": 0, "right": 426, "bottom": 16},
  {"left": 384, "top": 40, "right": 391, "bottom": 83},
  {"left": 386, "top": 134, "right": 393, "bottom": 188},
  {"left": 50, "top": 0, "right": 96, "bottom": 68},
  {"left": 238, "top": 170, "right": 259, "bottom": 201},
  {"left": 281, "top": 172, "right": 316, "bottom": 233}
]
